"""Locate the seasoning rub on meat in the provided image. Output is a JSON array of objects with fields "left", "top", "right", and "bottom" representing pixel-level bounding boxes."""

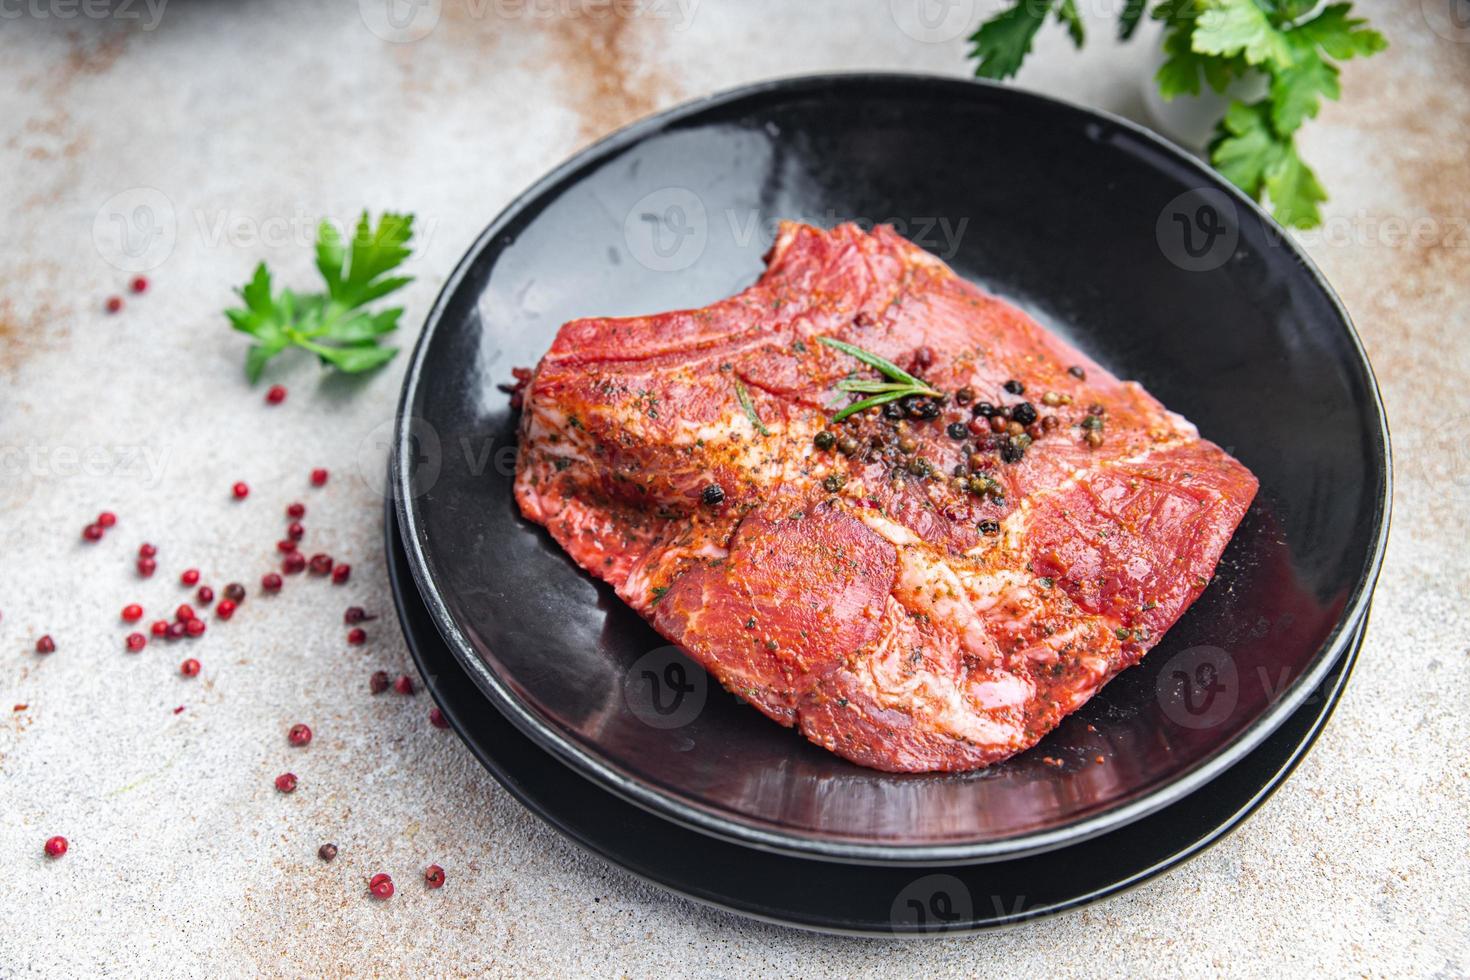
[{"left": 514, "top": 222, "right": 1257, "bottom": 772}]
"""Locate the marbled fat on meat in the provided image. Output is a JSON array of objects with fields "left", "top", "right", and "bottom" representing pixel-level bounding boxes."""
[{"left": 514, "top": 222, "right": 1258, "bottom": 772}]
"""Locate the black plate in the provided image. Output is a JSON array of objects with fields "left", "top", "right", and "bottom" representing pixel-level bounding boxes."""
[
  {"left": 389, "top": 504, "right": 1367, "bottom": 935},
  {"left": 393, "top": 74, "right": 1390, "bottom": 863}
]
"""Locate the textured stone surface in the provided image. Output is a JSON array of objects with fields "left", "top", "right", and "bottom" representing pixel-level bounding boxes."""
[{"left": 1, "top": 1, "right": 1466, "bottom": 975}]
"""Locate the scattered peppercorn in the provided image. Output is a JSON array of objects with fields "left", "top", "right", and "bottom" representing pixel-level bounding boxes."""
[
  {"left": 318, "top": 843, "right": 338, "bottom": 862},
  {"left": 344, "top": 606, "right": 374, "bottom": 625},
  {"left": 286, "top": 502, "right": 306, "bottom": 519},
  {"left": 978, "top": 519, "right": 1001, "bottom": 535},
  {"left": 231, "top": 482, "right": 250, "bottom": 500},
  {"left": 151, "top": 620, "right": 169, "bottom": 636},
  {"left": 813, "top": 431, "right": 835, "bottom": 451},
  {"left": 701, "top": 484, "right": 725, "bottom": 506},
  {"left": 265, "top": 385, "right": 287, "bottom": 405},
  {"left": 122, "top": 603, "right": 143, "bottom": 622},
  {"left": 286, "top": 521, "right": 305, "bottom": 541},
  {"left": 1003, "top": 379, "right": 1024, "bottom": 395},
  {"left": 185, "top": 618, "right": 205, "bottom": 637},
  {"left": 347, "top": 627, "right": 367, "bottom": 646},
  {"left": 261, "top": 572, "right": 283, "bottom": 592},
  {"left": 331, "top": 563, "right": 351, "bottom": 585},
  {"left": 955, "top": 387, "right": 975, "bottom": 406},
  {"left": 125, "top": 633, "right": 146, "bottom": 653},
  {"left": 35, "top": 635, "right": 55, "bottom": 654},
  {"left": 216, "top": 599, "right": 237, "bottom": 620},
  {"left": 822, "top": 473, "right": 847, "bottom": 493},
  {"left": 282, "top": 552, "right": 306, "bottom": 574},
  {"left": 288, "top": 723, "right": 312, "bottom": 747},
  {"left": 181, "top": 569, "right": 200, "bottom": 586},
  {"left": 369, "top": 670, "right": 390, "bottom": 694},
  {"left": 946, "top": 421, "right": 968, "bottom": 440},
  {"left": 223, "top": 582, "right": 246, "bottom": 602},
  {"left": 82, "top": 523, "right": 104, "bottom": 542},
  {"left": 44, "top": 836, "right": 68, "bottom": 858},
  {"left": 105, "top": 296, "right": 123, "bottom": 314},
  {"left": 429, "top": 707, "right": 449, "bottom": 729},
  {"left": 368, "top": 873, "right": 394, "bottom": 900},
  {"left": 393, "top": 674, "right": 414, "bottom": 695},
  {"left": 137, "top": 558, "right": 157, "bottom": 578},
  {"left": 310, "top": 468, "right": 329, "bottom": 487},
  {"left": 196, "top": 585, "right": 214, "bottom": 606},
  {"left": 277, "top": 539, "right": 298, "bottom": 553},
  {"left": 1001, "top": 439, "right": 1025, "bottom": 464},
  {"left": 836, "top": 436, "right": 858, "bottom": 456},
  {"left": 274, "top": 772, "right": 297, "bottom": 793},
  {"left": 1010, "top": 402, "right": 1038, "bottom": 426},
  {"left": 308, "top": 553, "right": 333, "bottom": 575},
  {"left": 166, "top": 622, "right": 186, "bottom": 640},
  {"left": 180, "top": 658, "right": 200, "bottom": 677},
  {"left": 425, "top": 865, "right": 446, "bottom": 889},
  {"left": 130, "top": 275, "right": 148, "bottom": 294},
  {"left": 1068, "top": 365, "right": 1086, "bottom": 380}
]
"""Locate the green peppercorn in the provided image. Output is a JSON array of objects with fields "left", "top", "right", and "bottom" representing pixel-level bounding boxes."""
[
  {"left": 822, "top": 473, "right": 847, "bottom": 493},
  {"left": 898, "top": 436, "right": 917, "bottom": 454},
  {"left": 814, "top": 430, "right": 835, "bottom": 451}
]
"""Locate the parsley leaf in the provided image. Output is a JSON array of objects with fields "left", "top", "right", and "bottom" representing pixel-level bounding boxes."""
[
  {"left": 969, "top": 0, "right": 1053, "bottom": 80},
  {"left": 1209, "top": 100, "right": 1326, "bottom": 226},
  {"left": 1193, "top": 0, "right": 1294, "bottom": 70},
  {"left": 1056, "top": 0, "right": 1086, "bottom": 47},
  {"left": 227, "top": 211, "right": 414, "bottom": 383},
  {"left": 1264, "top": 141, "right": 1327, "bottom": 226},
  {"left": 1270, "top": 42, "right": 1340, "bottom": 133},
  {"left": 1119, "top": 0, "right": 1148, "bottom": 40},
  {"left": 1294, "top": 3, "right": 1387, "bottom": 59}
]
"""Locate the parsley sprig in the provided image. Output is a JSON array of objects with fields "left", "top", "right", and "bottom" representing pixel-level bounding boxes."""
[
  {"left": 969, "top": 0, "right": 1385, "bottom": 228},
  {"left": 817, "top": 336, "right": 942, "bottom": 422},
  {"left": 226, "top": 211, "right": 415, "bottom": 382}
]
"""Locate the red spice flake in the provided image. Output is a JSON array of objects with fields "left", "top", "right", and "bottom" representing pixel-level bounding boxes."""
[
  {"left": 121, "top": 603, "right": 144, "bottom": 622},
  {"left": 393, "top": 675, "right": 414, "bottom": 696},
  {"left": 346, "top": 627, "right": 367, "bottom": 646},
  {"left": 310, "top": 468, "right": 329, "bottom": 487},
  {"left": 331, "top": 563, "right": 351, "bottom": 585},
  {"left": 265, "top": 384, "right": 287, "bottom": 405},
  {"left": 180, "top": 568, "right": 200, "bottom": 586},
  {"left": 216, "top": 599, "right": 237, "bottom": 620},
  {"left": 287, "top": 723, "right": 312, "bottom": 747},
  {"left": 368, "top": 873, "right": 393, "bottom": 900},
  {"left": 35, "top": 635, "right": 55, "bottom": 654},
  {"left": 105, "top": 296, "right": 123, "bottom": 313},
  {"left": 281, "top": 552, "right": 306, "bottom": 575},
  {"left": 231, "top": 481, "right": 250, "bottom": 500},
  {"left": 172, "top": 705, "right": 185, "bottom": 714},
  {"left": 429, "top": 707, "right": 449, "bottom": 729},
  {"left": 180, "top": 658, "right": 201, "bottom": 677},
  {"left": 261, "top": 572, "right": 283, "bottom": 593},
  {"left": 125, "top": 632, "right": 146, "bottom": 653},
  {"left": 13, "top": 704, "right": 27, "bottom": 712},
  {"left": 44, "top": 836, "right": 68, "bottom": 858},
  {"left": 424, "top": 865, "right": 446, "bottom": 889},
  {"left": 274, "top": 772, "right": 297, "bottom": 793}
]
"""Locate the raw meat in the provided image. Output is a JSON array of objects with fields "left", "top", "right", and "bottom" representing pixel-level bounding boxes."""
[{"left": 513, "top": 222, "right": 1258, "bottom": 772}]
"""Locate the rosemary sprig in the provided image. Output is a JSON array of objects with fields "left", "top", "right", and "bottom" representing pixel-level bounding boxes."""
[
  {"left": 817, "top": 336, "right": 942, "bottom": 422},
  {"left": 734, "top": 378, "right": 771, "bottom": 436}
]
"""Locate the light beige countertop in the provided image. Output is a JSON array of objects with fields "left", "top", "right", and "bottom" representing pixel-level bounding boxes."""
[{"left": 1, "top": 1, "right": 1465, "bottom": 975}]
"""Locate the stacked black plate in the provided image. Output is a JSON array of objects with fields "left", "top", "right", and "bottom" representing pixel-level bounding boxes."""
[{"left": 387, "top": 75, "right": 1390, "bottom": 935}]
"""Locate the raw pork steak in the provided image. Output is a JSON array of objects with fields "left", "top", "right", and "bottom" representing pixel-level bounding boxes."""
[{"left": 514, "top": 222, "right": 1257, "bottom": 772}]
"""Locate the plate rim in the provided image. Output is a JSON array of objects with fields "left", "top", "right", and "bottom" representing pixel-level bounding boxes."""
[
  {"left": 392, "top": 70, "right": 1393, "bottom": 864},
  {"left": 389, "top": 499, "right": 1368, "bottom": 935}
]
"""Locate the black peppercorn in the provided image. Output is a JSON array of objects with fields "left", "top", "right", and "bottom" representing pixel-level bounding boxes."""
[
  {"left": 823, "top": 473, "right": 847, "bottom": 493},
  {"left": 1001, "top": 440, "right": 1025, "bottom": 464},
  {"left": 1068, "top": 365, "right": 1086, "bottom": 380},
  {"left": 1011, "top": 402, "right": 1038, "bottom": 426},
  {"left": 973, "top": 401, "right": 996, "bottom": 418},
  {"left": 883, "top": 400, "right": 906, "bottom": 420},
  {"left": 1003, "top": 379, "right": 1025, "bottom": 395},
  {"left": 946, "top": 421, "right": 968, "bottom": 440},
  {"left": 978, "top": 519, "right": 1001, "bottom": 535},
  {"left": 318, "top": 843, "right": 338, "bottom": 862},
  {"left": 955, "top": 387, "right": 974, "bottom": 405},
  {"left": 702, "top": 484, "right": 726, "bottom": 506},
  {"left": 814, "top": 431, "right": 835, "bottom": 451},
  {"left": 837, "top": 436, "right": 859, "bottom": 455}
]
